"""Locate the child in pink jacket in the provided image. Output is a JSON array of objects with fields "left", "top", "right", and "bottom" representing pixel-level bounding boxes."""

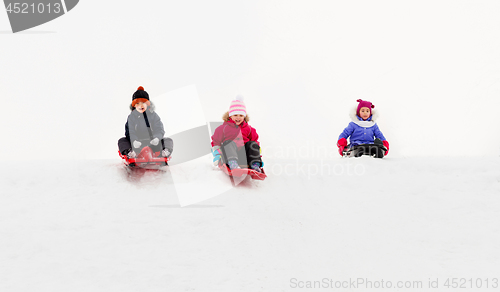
[{"left": 211, "top": 96, "right": 262, "bottom": 172}]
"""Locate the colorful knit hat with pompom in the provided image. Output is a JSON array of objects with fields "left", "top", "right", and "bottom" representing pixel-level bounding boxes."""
[
  {"left": 131, "top": 86, "right": 150, "bottom": 107},
  {"left": 229, "top": 95, "right": 247, "bottom": 117}
]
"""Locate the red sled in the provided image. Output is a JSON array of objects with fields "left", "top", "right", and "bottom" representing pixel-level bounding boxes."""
[
  {"left": 218, "top": 163, "right": 267, "bottom": 181},
  {"left": 118, "top": 146, "right": 171, "bottom": 169}
]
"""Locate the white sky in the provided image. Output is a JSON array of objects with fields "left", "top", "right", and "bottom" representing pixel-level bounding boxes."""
[{"left": 1, "top": 0, "right": 499, "bottom": 160}]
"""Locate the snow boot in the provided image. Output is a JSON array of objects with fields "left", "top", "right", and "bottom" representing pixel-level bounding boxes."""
[
  {"left": 228, "top": 159, "right": 240, "bottom": 170},
  {"left": 161, "top": 149, "right": 171, "bottom": 158},
  {"left": 251, "top": 162, "right": 262, "bottom": 173}
]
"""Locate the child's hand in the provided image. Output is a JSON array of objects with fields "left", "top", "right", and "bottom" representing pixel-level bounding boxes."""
[
  {"left": 150, "top": 138, "right": 159, "bottom": 146},
  {"left": 212, "top": 147, "right": 222, "bottom": 166},
  {"left": 337, "top": 138, "right": 347, "bottom": 156},
  {"left": 133, "top": 140, "right": 141, "bottom": 148},
  {"left": 383, "top": 140, "right": 389, "bottom": 156}
]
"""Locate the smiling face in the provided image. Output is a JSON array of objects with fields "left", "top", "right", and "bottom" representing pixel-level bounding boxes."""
[
  {"left": 134, "top": 102, "right": 148, "bottom": 113},
  {"left": 358, "top": 107, "right": 371, "bottom": 120},
  {"left": 230, "top": 114, "right": 245, "bottom": 125}
]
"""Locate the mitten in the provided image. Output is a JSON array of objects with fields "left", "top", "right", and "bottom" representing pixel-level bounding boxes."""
[
  {"left": 150, "top": 137, "right": 159, "bottom": 146},
  {"left": 128, "top": 150, "right": 136, "bottom": 158},
  {"left": 162, "top": 149, "right": 171, "bottom": 157},
  {"left": 212, "top": 147, "right": 222, "bottom": 166},
  {"left": 382, "top": 140, "right": 389, "bottom": 156},
  {"left": 337, "top": 138, "right": 347, "bottom": 156},
  {"left": 133, "top": 140, "right": 141, "bottom": 148}
]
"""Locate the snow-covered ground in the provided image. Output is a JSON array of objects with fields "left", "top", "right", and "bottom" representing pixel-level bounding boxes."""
[{"left": 1, "top": 157, "right": 499, "bottom": 291}]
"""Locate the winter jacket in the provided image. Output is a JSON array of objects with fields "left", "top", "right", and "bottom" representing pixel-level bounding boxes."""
[
  {"left": 338, "top": 109, "right": 386, "bottom": 146},
  {"left": 125, "top": 107, "right": 165, "bottom": 143},
  {"left": 211, "top": 119, "right": 259, "bottom": 148}
]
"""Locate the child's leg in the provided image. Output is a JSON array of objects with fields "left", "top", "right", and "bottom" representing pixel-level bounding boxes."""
[
  {"left": 161, "top": 137, "right": 174, "bottom": 153},
  {"left": 118, "top": 137, "right": 132, "bottom": 155},
  {"left": 221, "top": 140, "right": 239, "bottom": 163},
  {"left": 373, "top": 145, "right": 385, "bottom": 158},
  {"left": 235, "top": 147, "right": 248, "bottom": 167},
  {"left": 367, "top": 144, "right": 381, "bottom": 158},
  {"left": 373, "top": 138, "right": 385, "bottom": 158},
  {"left": 221, "top": 140, "right": 243, "bottom": 170},
  {"left": 352, "top": 145, "right": 365, "bottom": 157},
  {"left": 244, "top": 141, "right": 262, "bottom": 168}
]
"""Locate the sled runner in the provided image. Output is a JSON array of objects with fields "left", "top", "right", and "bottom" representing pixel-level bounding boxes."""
[
  {"left": 118, "top": 146, "right": 170, "bottom": 170},
  {"left": 218, "top": 163, "right": 267, "bottom": 181}
]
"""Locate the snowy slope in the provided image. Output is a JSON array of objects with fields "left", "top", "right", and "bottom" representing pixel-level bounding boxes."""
[{"left": 1, "top": 157, "right": 499, "bottom": 291}]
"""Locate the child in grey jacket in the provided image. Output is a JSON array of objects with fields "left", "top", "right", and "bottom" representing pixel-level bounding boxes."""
[{"left": 118, "top": 86, "right": 173, "bottom": 158}]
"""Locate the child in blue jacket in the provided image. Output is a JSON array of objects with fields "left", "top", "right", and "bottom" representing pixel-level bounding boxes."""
[{"left": 337, "top": 99, "right": 389, "bottom": 158}]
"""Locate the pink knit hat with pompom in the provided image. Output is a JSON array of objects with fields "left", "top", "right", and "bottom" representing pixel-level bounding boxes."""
[
  {"left": 356, "top": 99, "right": 375, "bottom": 117},
  {"left": 229, "top": 95, "right": 247, "bottom": 117}
]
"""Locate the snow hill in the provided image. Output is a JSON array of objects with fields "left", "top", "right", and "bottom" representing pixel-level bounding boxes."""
[{"left": 1, "top": 157, "right": 499, "bottom": 291}]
